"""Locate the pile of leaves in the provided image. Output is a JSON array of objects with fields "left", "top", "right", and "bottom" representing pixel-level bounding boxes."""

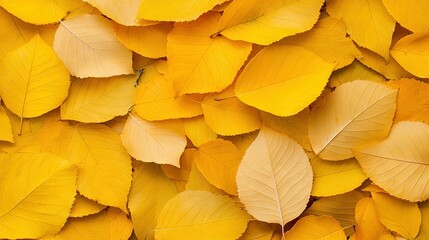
[{"left": 0, "top": 0, "right": 429, "bottom": 239}]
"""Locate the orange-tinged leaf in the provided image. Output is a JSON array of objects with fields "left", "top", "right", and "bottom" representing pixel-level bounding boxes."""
[
  {"left": 121, "top": 113, "right": 186, "bottom": 167},
  {"left": 202, "top": 86, "right": 261, "bottom": 136},
  {"left": 236, "top": 127, "right": 313, "bottom": 227},
  {"left": 129, "top": 162, "right": 178, "bottom": 240},
  {"left": 167, "top": 12, "right": 252, "bottom": 95},
  {"left": 308, "top": 80, "right": 397, "bottom": 160},
  {"left": 70, "top": 194, "right": 106, "bottom": 218},
  {"left": 137, "top": 0, "right": 228, "bottom": 22},
  {"left": 134, "top": 61, "right": 203, "bottom": 121},
  {"left": 0, "top": 105, "right": 13, "bottom": 143},
  {"left": 284, "top": 215, "right": 346, "bottom": 240},
  {"left": 0, "top": 153, "right": 76, "bottom": 239},
  {"left": 183, "top": 116, "right": 217, "bottom": 147},
  {"left": 235, "top": 45, "right": 334, "bottom": 117},
  {"left": 382, "top": 0, "right": 429, "bottom": 32},
  {"left": 0, "top": 34, "right": 70, "bottom": 119},
  {"left": 372, "top": 192, "right": 421, "bottom": 239},
  {"left": 219, "top": 0, "right": 324, "bottom": 45},
  {"left": 155, "top": 191, "right": 249, "bottom": 240},
  {"left": 329, "top": 60, "right": 385, "bottom": 88},
  {"left": 355, "top": 197, "right": 393, "bottom": 240},
  {"left": 327, "top": 0, "right": 395, "bottom": 61},
  {"left": 83, "top": 0, "right": 143, "bottom": 26},
  {"left": 54, "top": 14, "right": 133, "bottom": 78},
  {"left": 186, "top": 162, "right": 225, "bottom": 195},
  {"left": 195, "top": 139, "right": 242, "bottom": 195},
  {"left": 240, "top": 221, "right": 275, "bottom": 240},
  {"left": 117, "top": 23, "right": 172, "bottom": 58},
  {"left": 388, "top": 78, "right": 429, "bottom": 124},
  {"left": 162, "top": 148, "right": 196, "bottom": 181},
  {"left": 354, "top": 121, "right": 429, "bottom": 202},
  {"left": 391, "top": 31, "right": 429, "bottom": 78},
  {"left": 61, "top": 74, "right": 138, "bottom": 123},
  {"left": 417, "top": 201, "right": 429, "bottom": 240}
]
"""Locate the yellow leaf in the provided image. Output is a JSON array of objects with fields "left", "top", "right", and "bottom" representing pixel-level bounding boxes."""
[
  {"left": 194, "top": 139, "right": 242, "bottom": 195},
  {"left": 129, "top": 162, "right": 178, "bottom": 240},
  {"left": 261, "top": 108, "right": 312, "bottom": 151},
  {"left": 355, "top": 197, "right": 393, "bottom": 240},
  {"left": 117, "top": 23, "right": 172, "bottom": 58},
  {"left": 329, "top": 60, "right": 385, "bottom": 88},
  {"left": 0, "top": 0, "right": 83, "bottom": 24},
  {"left": 167, "top": 12, "right": 252, "bottom": 95},
  {"left": 61, "top": 74, "right": 137, "bottom": 123},
  {"left": 362, "top": 184, "right": 388, "bottom": 194},
  {"left": 353, "top": 121, "right": 429, "bottom": 202},
  {"left": 327, "top": 0, "right": 395, "bottom": 61},
  {"left": 53, "top": 124, "right": 132, "bottom": 212},
  {"left": 235, "top": 45, "right": 334, "bottom": 117},
  {"left": 186, "top": 162, "right": 226, "bottom": 195},
  {"left": 45, "top": 208, "right": 133, "bottom": 240},
  {"left": 279, "top": 17, "right": 361, "bottom": 70},
  {"left": 0, "top": 35, "right": 70, "bottom": 119},
  {"left": 134, "top": 61, "right": 203, "bottom": 121},
  {"left": 83, "top": 0, "right": 142, "bottom": 26},
  {"left": 54, "top": 14, "right": 133, "bottom": 78},
  {"left": 0, "top": 7, "right": 37, "bottom": 57},
  {"left": 236, "top": 127, "right": 313, "bottom": 228},
  {"left": 133, "top": 53, "right": 155, "bottom": 70},
  {"left": 391, "top": 31, "right": 429, "bottom": 78},
  {"left": 309, "top": 152, "right": 367, "bottom": 197},
  {"left": 308, "top": 80, "right": 397, "bottom": 160},
  {"left": 417, "top": 201, "right": 429, "bottom": 240},
  {"left": 382, "top": 0, "right": 429, "bottom": 32},
  {"left": 284, "top": 215, "right": 346, "bottom": 240},
  {"left": 388, "top": 78, "right": 429, "bottom": 124},
  {"left": 223, "top": 131, "right": 259, "bottom": 155},
  {"left": 137, "top": 0, "right": 228, "bottom": 22},
  {"left": 162, "top": 148, "right": 196, "bottom": 181},
  {"left": 0, "top": 153, "right": 76, "bottom": 239},
  {"left": 372, "top": 192, "right": 421, "bottom": 239},
  {"left": 305, "top": 191, "right": 366, "bottom": 232},
  {"left": 240, "top": 221, "right": 275, "bottom": 240},
  {"left": 202, "top": 86, "right": 261, "bottom": 136},
  {"left": 219, "top": 0, "right": 324, "bottom": 45},
  {"left": 0, "top": 105, "right": 13, "bottom": 143},
  {"left": 121, "top": 113, "right": 186, "bottom": 167},
  {"left": 70, "top": 194, "right": 106, "bottom": 218},
  {"left": 155, "top": 190, "right": 249, "bottom": 240},
  {"left": 183, "top": 116, "right": 217, "bottom": 147}
]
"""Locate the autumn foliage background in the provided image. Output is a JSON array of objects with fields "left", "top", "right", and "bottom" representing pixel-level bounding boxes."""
[{"left": 0, "top": 0, "right": 429, "bottom": 239}]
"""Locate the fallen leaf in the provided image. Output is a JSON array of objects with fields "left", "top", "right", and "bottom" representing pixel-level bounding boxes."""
[
  {"left": 284, "top": 215, "right": 346, "bottom": 240},
  {"left": 381, "top": 0, "right": 429, "bottom": 32},
  {"left": 355, "top": 197, "right": 393, "bottom": 240},
  {"left": 70, "top": 194, "right": 106, "bottom": 218},
  {"left": 183, "top": 116, "right": 217, "bottom": 147}
]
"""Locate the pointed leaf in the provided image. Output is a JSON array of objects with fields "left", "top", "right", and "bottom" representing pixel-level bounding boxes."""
[
  {"left": 70, "top": 194, "right": 106, "bottom": 218},
  {"left": 54, "top": 14, "right": 133, "bottom": 78},
  {"left": 186, "top": 162, "right": 225, "bottom": 195},
  {"left": 355, "top": 197, "right": 393, "bottom": 240},
  {"left": 284, "top": 215, "right": 346, "bottom": 240},
  {"left": 183, "top": 116, "right": 217, "bottom": 147},
  {"left": 309, "top": 80, "right": 397, "bottom": 160},
  {"left": 162, "top": 148, "right": 196, "bottom": 181}
]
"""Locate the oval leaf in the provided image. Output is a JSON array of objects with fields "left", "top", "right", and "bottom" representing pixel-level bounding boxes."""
[{"left": 382, "top": 0, "right": 429, "bottom": 32}]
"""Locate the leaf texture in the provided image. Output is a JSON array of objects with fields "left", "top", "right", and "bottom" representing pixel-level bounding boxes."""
[
  {"left": 83, "top": 0, "right": 142, "bottom": 26},
  {"left": 284, "top": 215, "right": 346, "bottom": 240},
  {"left": 382, "top": 0, "right": 429, "bottom": 32},
  {"left": 355, "top": 197, "right": 394, "bottom": 240}
]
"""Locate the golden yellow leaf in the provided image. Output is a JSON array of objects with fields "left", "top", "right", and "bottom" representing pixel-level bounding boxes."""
[
  {"left": 54, "top": 14, "right": 133, "bottom": 78},
  {"left": 129, "top": 162, "right": 178, "bottom": 240},
  {"left": 261, "top": 108, "right": 311, "bottom": 151},
  {"left": 223, "top": 131, "right": 259, "bottom": 155},
  {"left": 353, "top": 121, "right": 429, "bottom": 202},
  {"left": 83, "top": 0, "right": 142, "bottom": 26},
  {"left": 0, "top": 7, "right": 37, "bottom": 57},
  {"left": 284, "top": 215, "right": 346, "bottom": 240},
  {"left": 240, "top": 221, "right": 275, "bottom": 240},
  {"left": 137, "top": 0, "right": 228, "bottom": 22},
  {"left": 0, "top": 153, "right": 76, "bottom": 239},
  {"left": 168, "top": 12, "right": 252, "bottom": 95},
  {"left": 183, "top": 116, "right": 217, "bottom": 147},
  {"left": 155, "top": 190, "right": 249, "bottom": 240},
  {"left": 70, "top": 194, "right": 106, "bottom": 218},
  {"left": 202, "top": 86, "right": 261, "bottom": 136},
  {"left": 161, "top": 148, "right": 196, "bottom": 181},
  {"left": 0, "top": 34, "right": 70, "bottom": 119},
  {"left": 195, "top": 139, "right": 242, "bottom": 195},
  {"left": 219, "top": 0, "right": 324, "bottom": 45},
  {"left": 45, "top": 208, "right": 133, "bottom": 240},
  {"left": 186, "top": 162, "right": 225, "bottom": 195},
  {"left": 388, "top": 78, "right": 429, "bottom": 124},
  {"left": 0, "top": 0, "right": 83, "bottom": 24},
  {"left": 308, "top": 80, "right": 397, "bottom": 160},
  {"left": 117, "top": 23, "right": 172, "bottom": 58},
  {"left": 327, "top": 0, "right": 395, "bottom": 61},
  {"left": 382, "top": 0, "right": 429, "bottom": 32},
  {"left": 0, "top": 105, "right": 13, "bottom": 143},
  {"left": 391, "top": 31, "right": 429, "bottom": 78},
  {"left": 121, "top": 113, "right": 186, "bottom": 167},
  {"left": 355, "top": 197, "right": 393, "bottom": 240},
  {"left": 329, "top": 60, "right": 385, "bottom": 88},
  {"left": 133, "top": 53, "right": 155, "bottom": 70},
  {"left": 53, "top": 124, "right": 132, "bottom": 212},
  {"left": 134, "top": 61, "right": 202, "bottom": 121},
  {"left": 362, "top": 183, "right": 388, "bottom": 194},
  {"left": 279, "top": 17, "right": 361, "bottom": 70},
  {"left": 417, "top": 201, "right": 429, "bottom": 240},
  {"left": 235, "top": 45, "right": 334, "bottom": 117},
  {"left": 309, "top": 152, "right": 367, "bottom": 197},
  {"left": 236, "top": 127, "right": 313, "bottom": 229},
  {"left": 372, "top": 192, "right": 421, "bottom": 239}
]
